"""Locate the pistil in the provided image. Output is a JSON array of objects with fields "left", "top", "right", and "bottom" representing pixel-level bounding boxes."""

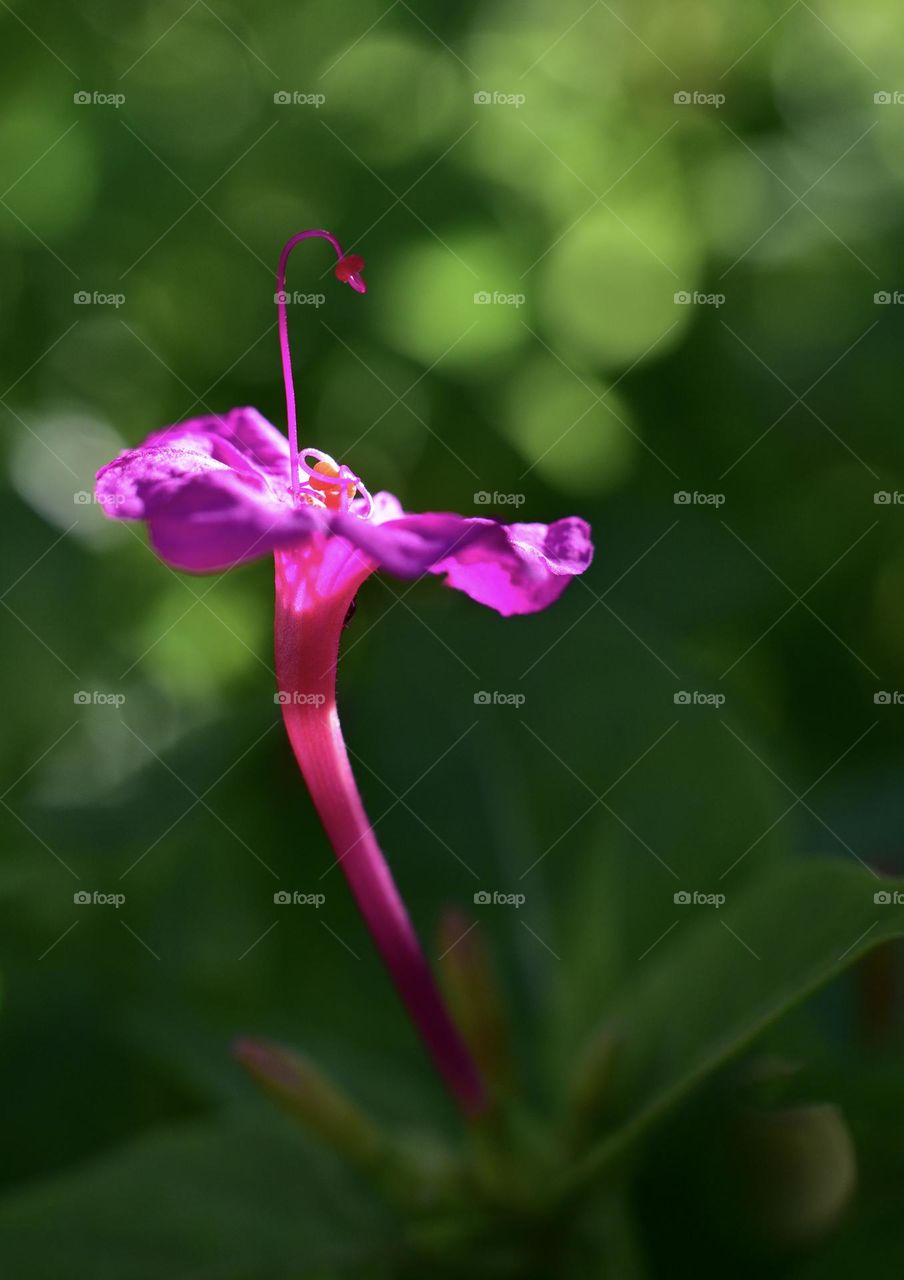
[{"left": 275, "top": 229, "right": 367, "bottom": 503}]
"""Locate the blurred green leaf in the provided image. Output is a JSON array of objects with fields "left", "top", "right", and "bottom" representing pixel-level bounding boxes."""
[
  {"left": 0, "top": 1109, "right": 394, "bottom": 1280},
  {"left": 571, "top": 858, "right": 904, "bottom": 1185}
]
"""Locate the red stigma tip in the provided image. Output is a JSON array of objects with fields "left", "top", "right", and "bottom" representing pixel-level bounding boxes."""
[{"left": 335, "top": 254, "right": 367, "bottom": 293}]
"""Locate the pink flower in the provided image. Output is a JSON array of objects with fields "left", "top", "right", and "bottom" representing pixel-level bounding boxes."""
[{"left": 96, "top": 229, "right": 593, "bottom": 1114}]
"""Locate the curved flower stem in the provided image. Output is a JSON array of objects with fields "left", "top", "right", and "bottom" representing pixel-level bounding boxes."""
[{"left": 274, "top": 541, "right": 487, "bottom": 1116}]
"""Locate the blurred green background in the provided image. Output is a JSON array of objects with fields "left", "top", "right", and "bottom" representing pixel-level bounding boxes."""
[{"left": 2, "top": 0, "right": 904, "bottom": 1275}]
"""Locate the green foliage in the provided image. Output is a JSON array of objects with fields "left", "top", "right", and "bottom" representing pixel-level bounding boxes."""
[
  {"left": 2, "top": 0, "right": 904, "bottom": 1274},
  {"left": 0, "top": 1109, "right": 395, "bottom": 1279}
]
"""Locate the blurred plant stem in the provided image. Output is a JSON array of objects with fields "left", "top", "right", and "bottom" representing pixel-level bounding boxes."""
[
  {"left": 565, "top": 1024, "right": 620, "bottom": 1152},
  {"left": 437, "top": 909, "right": 517, "bottom": 1095}
]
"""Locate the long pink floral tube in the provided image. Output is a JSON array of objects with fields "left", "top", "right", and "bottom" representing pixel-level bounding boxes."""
[{"left": 274, "top": 535, "right": 487, "bottom": 1115}]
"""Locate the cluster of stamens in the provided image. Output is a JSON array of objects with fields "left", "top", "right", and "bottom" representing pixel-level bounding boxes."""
[{"left": 294, "top": 448, "right": 374, "bottom": 517}]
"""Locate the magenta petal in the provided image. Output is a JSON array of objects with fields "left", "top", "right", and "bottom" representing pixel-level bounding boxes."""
[
  {"left": 97, "top": 451, "right": 322, "bottom": 574},
  {"left": 143, "top": 472, "right": 324, "bottom": 573},
  {"left": 145, "top": 406, "right": 291, "bottom": 483},
  {"left": 95, "top": 408, "right": 326, "bottom": 573},
  {"left": 97, "top": 407, "right": 292, "bottom": 518},
  {"left": 330, "top": 509, "right": 594, "bottom": 616},
  {"left": 95, "top": 436, "right": 227, "bottom": 522}
]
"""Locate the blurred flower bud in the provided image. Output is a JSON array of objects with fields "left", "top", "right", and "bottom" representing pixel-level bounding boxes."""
[
  {"left": 233, "top": 1037, "right": 382, "bottom": 1171},
  {"left": 737, "top": 1102, "right": 857, "bottom": 1245}
]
